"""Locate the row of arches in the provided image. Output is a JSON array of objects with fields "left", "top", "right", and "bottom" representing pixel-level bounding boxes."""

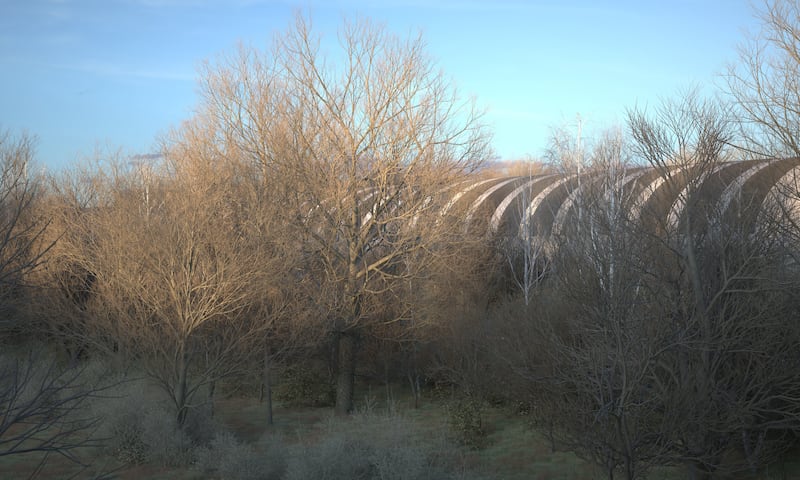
[{"left": 447, "top": 158, "right": 800, "bottom": 242}]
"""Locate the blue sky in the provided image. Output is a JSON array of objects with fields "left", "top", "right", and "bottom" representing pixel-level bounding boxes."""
[{"left": 1, "top": 0, "right": 758, "bottom": 170}]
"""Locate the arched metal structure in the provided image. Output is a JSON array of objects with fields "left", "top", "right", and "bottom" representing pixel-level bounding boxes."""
[{"left": 444, "top": 158, "right": 800, "bottom": 244}]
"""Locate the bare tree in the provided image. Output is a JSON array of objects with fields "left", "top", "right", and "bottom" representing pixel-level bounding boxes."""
[
  {"left": 165, "top": 117, "right": 324, "bottom": 426},
  {"left": 0, "top": 133, "right": 109, "bottom": 478},
  {"left": 498, "top": 128, "right": 669, "bottom": 480},
  {"left": 194, "top": 14, "right": 491, "bottom": 414},
  {"left": 51, "top": 152, "right": 294, "bottom": 427},
  {"left": 498, "top": 163, "right": 549, "bottom": 307},
  {"left": 0, "top": 131, "right": 53, "bottom": 336},
  {"left": 492, "top": 94, "right": 800, "bottom": 479},
  {"left": 545, "top": 114, "right": 589, "bottom": 172},
  {"left": 0, "top": 350, "right": 106, "bottom": 477},
  {"left": 725, "top": 0, "right": 800, "bottom": 157},
  {"left": 627, "top": 93, "right": 800, "bottom": 479}
]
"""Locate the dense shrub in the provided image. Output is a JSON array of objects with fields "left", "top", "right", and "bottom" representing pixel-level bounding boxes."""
[
  {"left": 91, "top": 377, "right": 218, "bottom": 467},
  {"left": 195, "top": 431, "right": 287, "bottom": 480},
  {"left": 140, "top": 409, "right": 195, "bottom": 467},
  {"left": 285, "top": 412, "right": 483, "bottom": 480},
  {"left": 273, "top": 362, "right": 334, "bottom": 408},
  {"left": 446, "top": 395, "right": 486, "bottom": 449},
  {"left": 91, "top": 379, "right": 149, "bottom": 464},
  {"left": 183, "top": 402, "right": 219, "bottom": 446}
]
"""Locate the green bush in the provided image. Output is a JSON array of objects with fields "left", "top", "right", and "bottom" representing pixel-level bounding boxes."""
[{"left": 446, "top": 396, "right": 486, "bottom": 449}]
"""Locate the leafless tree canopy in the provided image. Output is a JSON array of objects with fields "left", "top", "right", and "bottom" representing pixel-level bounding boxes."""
[
  {"left": 726, "top": 0, "right": 800, "bottom": 157},
  {"left": 0, "top": 131, "right": 51, "bottom": 321},
  {"left": 0, "top": 132, "right": 109, "bottom": 476},
  {"left": 189, "top": 14, "right": 492, "bottom": 413},
  {"left": 480, "top": 91, "right": 800, "bottom": 479}
]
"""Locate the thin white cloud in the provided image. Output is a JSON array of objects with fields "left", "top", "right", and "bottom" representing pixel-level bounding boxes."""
[
  {"left": 123, "top": 0, "right": 283, "bottom": 7},
  {"left": 22, "top": 0, "right": 76, "bottom": 22},
  {"left": 55, "top": 60, "right": 195, "bottom": 81},
  {"left": 123, "top": 0, "right": 534, "bottom": 11},
  {"left": 392, "top": 0, "right": 529, "bottom": 10},
  {"left": 310, "top": 0, "right": 641, "bottom": 16},
  {"left": 325, "top": 0, "right": 535, "bottom": 11}
]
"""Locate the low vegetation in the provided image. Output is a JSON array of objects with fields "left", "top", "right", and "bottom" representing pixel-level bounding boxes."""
[{"left": 0, "top": 358, "right": 626, "bottom": 480}]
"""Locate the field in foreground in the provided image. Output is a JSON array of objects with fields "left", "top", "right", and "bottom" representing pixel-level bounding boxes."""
[{"left": 3, "top": 381, "right": 800, "bottom": 480}]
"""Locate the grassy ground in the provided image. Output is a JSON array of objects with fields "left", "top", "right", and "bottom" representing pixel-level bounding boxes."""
[
  {"left": 0, "top": 386, "right": 590, "bottom": 479},
  {"left": 3, "top": 382, "right": 800, "bottom": 479}
]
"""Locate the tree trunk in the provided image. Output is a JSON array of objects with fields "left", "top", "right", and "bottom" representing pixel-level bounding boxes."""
[
  {"left": 618, "top": 416, "right": 635, "bottom": 480},
  {"left": 408, "top": 343, "right": 421, "bottom": 409},
  {"left": 335, "top": 331, "right": 357, "bottom": 415},
  {"left": 175, "top": 347, "right": 190, "bottom": 427},
  {"left": 384, "top": 352, "right": 392, "bottom": 409},
  {"left": 264, "top": 346, "right": 274, "bottom": 426},
  {"left": 408, "top": 372, "right": 421, "bottom": 409},
  {"left": 208, "top": 380, "right": 216, "bottom": 418}
]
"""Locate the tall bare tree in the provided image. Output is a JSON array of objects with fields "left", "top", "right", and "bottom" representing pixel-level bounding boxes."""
[
  {"left": 497, "top": 127, "right": 670, "bottom": 480},
  {"left": 0, "top": 349, "right": 105, "bottom": 477},
  {"left": 498, "top": 163, "right": 549, "bottom": 308},
  {"left": 628, "top": 93, "right": 800, "bottom": 478},
  {"left": 493, "top": 94, "right": 800, "bottom": 478},
  {"left": 0, "top": 130, "right": 52, "bottom": 335},
  {"left": 0, "top": 132, "right": 110, "bottom": 478},
  {"left": 49, "top": 151, "right": 295, "bottom": 426},
  {"left": 725, "top": 0, "right": 800, "bottom": 157},
  {"left": 164, "top": 111, "right": 323, "bottom": 425},
  {"left": 194, "top": 14, "right": 491, "bottom": 413}
]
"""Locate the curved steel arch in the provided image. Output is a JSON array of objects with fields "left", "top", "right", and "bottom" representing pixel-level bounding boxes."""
[
  {"left": 444, "top": 158, "right": 800, "bottom": 244},
  {"left": 303, "top": 159, "right": 800, "bottom": 258}
]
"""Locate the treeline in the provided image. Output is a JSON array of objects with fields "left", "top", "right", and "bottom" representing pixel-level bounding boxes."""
[
  {"left": 3, "top": 2, "right": 800, "bottom": 479},
  {"left": 0, "top": 14, "right": 494, "bottom": 475},
  {"left": 486, "top": 96, "right": 800, "bottom": 479}
]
